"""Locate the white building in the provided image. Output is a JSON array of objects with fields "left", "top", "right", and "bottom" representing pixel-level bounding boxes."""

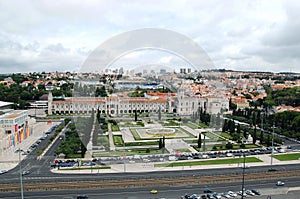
[{"left": 0, "top": 109, "right": 31, "bottom": 151}]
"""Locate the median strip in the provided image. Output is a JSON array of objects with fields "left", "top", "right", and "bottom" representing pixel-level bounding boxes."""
[{"left": 155, "top": 157, "right": 262, "bottom": 167}]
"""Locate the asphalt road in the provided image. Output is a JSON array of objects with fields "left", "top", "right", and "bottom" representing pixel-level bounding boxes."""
[
  {"left": 2, "top": 160, "right": 300, "bottom": 184},
  {"left": 1, "top": 177, "right": 300, "bottom": 199}
]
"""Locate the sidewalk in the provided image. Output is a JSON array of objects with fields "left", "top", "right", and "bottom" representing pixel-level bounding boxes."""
[{"left": 52, "top": 154, "right": 300, "bottom": 174}]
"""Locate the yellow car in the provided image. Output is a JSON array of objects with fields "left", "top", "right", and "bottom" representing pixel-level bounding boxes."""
[{"left": 150, "top": 189, "right": 158, "bottom": 194}]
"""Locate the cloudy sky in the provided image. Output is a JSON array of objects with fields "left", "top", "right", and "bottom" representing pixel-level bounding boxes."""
[{"left": 0, "top": 0, "right": 300, "bottom": 73}]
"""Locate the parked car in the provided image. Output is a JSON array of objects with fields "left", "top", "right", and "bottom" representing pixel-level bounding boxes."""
[
  {"left": 201, "top": 194, "right": 207, "bottom": 199},
  {"left": 221, "top": 192, "right": 230, "bottom": 198},
  {"left": 246, "top": 190, "right": 255, "bottom": 196},
  {"left": 0, "top": 170, "right": 8, "bottom": 174},
  {"left": 212, "top": 192, "right": 221, "bottom": 199},
  {"left": 227, "top": 191, "right": 237, "bottom": 197},
  {"left": 251, "top": 189, "right": 261, "bottom": 195},
  {"left": 238, "top": 191, "right": 247, "bottom": 197},
  {"left": 189, "top": 194, "right": 200, "bottom": 199}
]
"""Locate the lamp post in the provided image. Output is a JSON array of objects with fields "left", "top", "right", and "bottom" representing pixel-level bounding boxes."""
[
  {"left": 241, "top": 153, "right": 246, "bottom": 199},
  {"left": 203, "top": 132, "right": 206, "bottom": 152},
  {"left": 271, "top": 125, "right": 275, "bottom": 166},
  {"left": 122, "top": 129, "right": 126, "bottom": 173},
  {"left": 16, "top": 148, "right": 24, "bottom": 199}
]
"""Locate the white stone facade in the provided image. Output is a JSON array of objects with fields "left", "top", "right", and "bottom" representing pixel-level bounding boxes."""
[{"left": 48, "top": 90, "right": 229, "bottom": 116}]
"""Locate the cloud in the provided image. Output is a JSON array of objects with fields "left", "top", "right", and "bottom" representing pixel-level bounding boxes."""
[
  {"left": 0, "top": 0, "right": 299, "bottom": 73},
  {"left": 261, "top": 1, "right": 300, "bottom": 47},
  {"left": 159, "top": 56, "right": 173, "bottom": 64},
  {"left": 44, "top": 43, "right": 70, "bottom": 54}
]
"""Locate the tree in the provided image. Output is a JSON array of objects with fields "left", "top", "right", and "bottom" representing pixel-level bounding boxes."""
[
  {"left": 267, "top": 134, "right": 271, "bottom": 147},
  {"left": 134, "top": 109, "right": 137, "bottom": 121},
  {"left": 229, "top": 98, "right": 237, "bottom": 111},
  {"left": 203, "top": 132, "right": 206, "bottom": 151},
  {"left": 222, "top": 119, "right": 229, "bottom": 132},
  {"left": 20, "top": 90, "right": 32, "bottom": 100},
  {"left": 198, "top": 133, "right": 202, "bottom": 148},
  {"left": 236, "top": 124, "right": 241, "bottom": 138},
  {"left": 229, "top": 120, "right": 235, "bottom": 135},
  {"left": 52, "top": 89, "right": 63, "bottom": 97},
  {"left": 96, "top": 108, "right": 101, "bottom": 122},
  {"left": 243, "top": 130, "right": 247, "bottom": 139},
  {"left": 259, "top": 130, "right": 264, "bottom": 144},
  {"left": 95, "top": 86, "right": 107, "bottom": 97},
  {"left": 158, "top": 138, "right": 163, "bottom": 149},
  {"left": 252, "top": 127, "right": 257, "bottom": 144},
  {"left": 215, "top": 113, "right": 221, "bottom": 129},
  {"left": 158, "top": 106, "right": 161, "bottom": 120},
  {"left": 225, "top": 142, "right": 233, "bottom": 149}
]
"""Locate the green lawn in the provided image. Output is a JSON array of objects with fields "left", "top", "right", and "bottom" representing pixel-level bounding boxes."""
[
  {"left": 113, "top": 135, "right": 124, "bottom": 147},
  {"left": 220, "top": 132, "right": 232, "bottom": 140},
  {"left": 120, "top": 121, "right": 144, "bottom": 127},
  {"left": 198, "top": 122, "right": 209, "bottom": 128},
  {"left": 184, "top": 139, "right": 198, "bottom": 144},
  {"left": 193, "top": 144, "right": 259, "bottom": 152},
  {"left": 125, "top": 141, "right": 158, "bottom": 146},
  {"left": 111, "top": 124, "right": 120, "bottom": 131},
  {"left": 237, "top": 144, "right": 258, "bottom": 149},
  {"left": 204, "top": 132, "right": 224, "bottom": 141},
  {"left": 183, "top": 121, "right": 208, "bottom": 129},
  {"left": 130, "top": 128, "right": 141, "bottom": 140},
  {"left": 174, "top": 148, "right": 191, "bottom": 153},
  {"left": 155, "top": 157, "right": 262, "bottom": 167},
  {"left": 161, "top": 120, "right": 180, "bottom": 126},
  {"left": 183, "top": 122, "right": 199, "bottom": 129},
  {"left": 93, "top": 148, "right": 168, "bottom": 157},
  {"left": 65, "top": 154, "right": 83, "bottom": 158},
  {"left": 97, "top": 136, "right": 109, "bottom": 148},
  {"left": 273, "top": 153, "right": 300, "bottom": 161}
]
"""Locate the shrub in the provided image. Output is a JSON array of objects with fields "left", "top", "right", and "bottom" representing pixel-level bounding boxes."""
[{"left": 225, "top": 142, "right": 233, "bottom": 149}]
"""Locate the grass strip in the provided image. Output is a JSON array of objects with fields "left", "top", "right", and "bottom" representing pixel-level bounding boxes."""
[{"left": 273, "top": 153, "right": 300, "bottom": 161}]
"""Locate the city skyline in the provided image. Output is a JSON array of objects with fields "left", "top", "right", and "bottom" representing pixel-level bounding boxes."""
[{"left": 0, "top": 0, "right": 300, "bottom": 73}]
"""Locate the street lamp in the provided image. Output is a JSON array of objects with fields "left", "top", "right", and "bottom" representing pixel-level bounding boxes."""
[
  {"left": 121, "top": 129, "right": 126, "bottom": 173},
  {"left": 271, "top": 125, "right": 275, "bottom": 166},
  {"left": 241, "top": 153, "right": 246, "bottom": 199},
  {"left": 15, "top": 148, "right": 24, "bottom": 199},
  {"left": 203, "top": 132, "right": 206, "bottom": 152}
]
